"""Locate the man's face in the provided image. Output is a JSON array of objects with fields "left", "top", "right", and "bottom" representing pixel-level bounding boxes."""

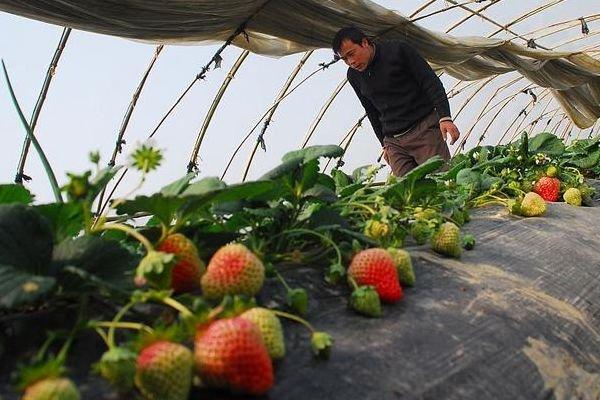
[{"left": 338, "top": 38, "right": 373, "bottom": 72}]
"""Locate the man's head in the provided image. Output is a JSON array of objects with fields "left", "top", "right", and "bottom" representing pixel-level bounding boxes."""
[{"left": 332, "top": 27, "right": 374, "bottom": 72}]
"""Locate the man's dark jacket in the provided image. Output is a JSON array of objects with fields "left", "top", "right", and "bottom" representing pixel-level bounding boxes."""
[{"left": 347, "top": 40, "right": 451, "bottom": 146}]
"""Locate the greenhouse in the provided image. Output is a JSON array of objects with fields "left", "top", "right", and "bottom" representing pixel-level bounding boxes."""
[{"left": 0, "top": 1, "right": 599, "bottom": 399}]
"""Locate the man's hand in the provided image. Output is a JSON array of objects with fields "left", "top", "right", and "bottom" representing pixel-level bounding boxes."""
[{"left": 440, "top": 120, "right": 460, "bottom": 145}]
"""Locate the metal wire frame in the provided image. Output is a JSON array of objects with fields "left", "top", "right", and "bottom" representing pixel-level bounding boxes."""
[
  {"left": 14, "top": 27, "right": 71, "bottom": 184},
  {"left": 186, "top": 49, "right": 250, "bottom": 173},
  {"left": 520, "top": 14, "right": 600, "bottom": 42},
  {"left": 95, "top": 44, "right": 164, "bottom": 213},
  {"left": 453, "top": 75, "right": 522, "bottom": 153},
  {"left": 241, "top": 51, "right": 314, "bottom": 181},
  {"left": 229, "top": 0, "right": 447, "bottom": 178},
  {"left": 97, "top": 3, "right": 271, "bottom": 216}
]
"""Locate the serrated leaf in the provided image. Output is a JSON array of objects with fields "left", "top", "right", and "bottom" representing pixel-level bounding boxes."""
[
  {"left": 160, "top": 173, "right": 196, "bottom": 196},
  {"left": 0, "top": 184, "right": 33, "bottom": 205},
  {"left": 299, "top": 159, "right": 319, "bottom": 193},
  {"left": 568, "top": 149, "right": 600, "bottom": 169},
  {"left": 0, "top": 204, "right": 54, "bottom": 274},
  {"left": 0, "top": 264, "right": 55, "bottom": 309},
  {"left": 181, "top": 177, "right": 226, "bottom": 197},
  {"left": 115, "top": 193, "right": 184, "bottom": 225},
  {"left": 35, "top": 202, "right": 84, "bottom": 242},
  {"left": 52, "top": 235, "right": 138, "bottom": 290},
  {"left": 302, "top": 184, "right": 338, "bottom": 203},
  {"left": 528, "top": 132, "right": 565, "bottom": 156},
  {"left": 282, "top": 145, "right": 343, "bottom": 164},
  {"left": 88, "top": 166, "right": 122, "bottom": 203},
  {"left": 259, "top": 158, "right": 302, "bottom": 180}
]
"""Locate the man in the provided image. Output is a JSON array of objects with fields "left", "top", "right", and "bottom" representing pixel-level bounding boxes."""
[{"left": 332, "top": 27, "right": 460, "bottom": 176}]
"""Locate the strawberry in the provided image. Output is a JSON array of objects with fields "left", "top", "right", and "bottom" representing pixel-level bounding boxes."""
[
  {"left": 96, "top": 347, "right": 136, "bottom": 392},
  {"left": 521, "top": 192, "right": 547, "bottom": 217},
  {"left": 349, "top": 285, "right": 382, "bottom": 317},
  {"left": 363, "top": 220, "right": 390, "bottom": 240},
  {"left": 22, "top": 377, "right": 80, "bottom": 400},
  {"left": 347, "top": 248, "right": 402, "bottom": 303},
  {"left": 563, "top": 187, "right": 582, "bottom": 206},
  {"left": 533, "top": 176, "right": 560, "bottom": 202},
  {"left": 135, "top": 341, "right": 193, "bottom": 400},
  {"left": 430, "top": 222, "right": 461, "bottom": 258},
  {"left": 387, "top": 248, "right": 415, "bottom": 287},
  {"left": 201, "top": 243, "right": 265, "bottom": 300},
  {"left": 195, "top": 317, "right": 274, "bottom": 395},
  {"left": 156, "top": 233, "right": 205, "bottom": 293},
  {"left": 240, "top": 307, "right": 285, "bottom": 360}
]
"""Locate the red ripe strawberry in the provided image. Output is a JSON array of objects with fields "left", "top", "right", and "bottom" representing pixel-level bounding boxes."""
[
  {"left": 348, "top": 248, "right": 402, "bottom": 303},
  {"left": 135, "top": 341, "right": 193, "bottom": 400},
  {"left": 533, "top": 176, "right": 560, "bottom": 202},
  {"left": 157, "top": 233, "right": 205, "bottom": 293},
  {"left": 201, "top": 243, "right": 265, "bottom": 300},
  {"left": 195, "top": 317, "right": 274, "bottom": 395}
]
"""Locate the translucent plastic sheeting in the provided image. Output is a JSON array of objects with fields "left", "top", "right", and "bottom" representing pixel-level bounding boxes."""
[{"left": 0, "top": 0, "right": 598, "bottom": 127}]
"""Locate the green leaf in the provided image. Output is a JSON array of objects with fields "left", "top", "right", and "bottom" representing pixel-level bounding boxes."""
[
  {"left": 316, "top": 172, "right": 337, "bottom": 192},
  {"left": 35, "top": 202, "right": 84, "bottom": 242},
  {"left": 160, "top": 173, "right": 196, "bottom": 196},
  {"left": 115, "top": 194, "right": 184, "bottom": 225},
  {"left": 298, "top": 159, "right": 319, "bottom": 193},
  {"left": 52, "top": 235, "right": 138, "bottom": 290},
  {"left": 0, "top": 204, "right": 54, "bottom": 274},
  {"left": 88, "top": 166, "right": 122, "bottom": 203},
  {"left": 568, "top": 149, "right": 600, "bottom": 169},
  {"left": 181, "top": 177, "right": 226, "bottom": 197},
  {"left": 282, "top": 145, "right": 343, "bottom": 164},
  {"left": 259, "top": 158, "right": 302, "bottom": 180},
  {"left": 331, "top": 169, "right": 353, "bottom": 189},
  {"left": 302, "top": 184, "right": 338, "bottom": 203},
  {"left": 0, "top": 265, "right": 56, "bottom": 309},
  {"left": 0, "top": 184, "right": 33, "bottom": 205},
  {"left": 382, "top": 157, "right": 444, "bottom": 200},
  {"left": 528, "top": 132, "right": 565, "bottom": 156}
]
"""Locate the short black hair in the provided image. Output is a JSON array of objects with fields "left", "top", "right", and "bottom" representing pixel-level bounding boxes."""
[{"left": 332, "top": 27, "right": 369, "bottom": 55}]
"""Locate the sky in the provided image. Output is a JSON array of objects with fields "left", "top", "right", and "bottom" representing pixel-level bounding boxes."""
[{"left": 0, "top": 0, "right": 598, "bottom": 203}]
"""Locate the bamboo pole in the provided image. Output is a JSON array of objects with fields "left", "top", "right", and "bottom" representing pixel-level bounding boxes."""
[
  {"left": 95, "top": 45, "right": 164, "bottom": 213},
  {"left": 220, "top": 58, "right": 339, "bottom": 180},
  {"left": 14, "top": 27, "right": 71, "bottom": 184},
  {"left": 240, "top": 51, "right": 313, "bottom": 181},
  {"left": 187, "top": 49, "right": 250, "bottom": 173},
  {"left": 300, "top": 78, "right": 348, "bottom": 149},
  {"left": 97, "top": 7, "right": 266, "bottom": 216}
]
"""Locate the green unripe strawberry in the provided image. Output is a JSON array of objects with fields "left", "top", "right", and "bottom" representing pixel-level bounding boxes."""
[
  {"left": 240, "top": 307, "right": 285, "bottom": 360},
  {"left": 349, "top": 285, "right": 382, "bottom": 318},
  {"left": 410, "top": 221, "right": 433, "bottom": 245},
  {"left": 546, "top": 165, "right": 558, "bottom": 177},
  {"left": 430, "top": 222, "right": 461, "bottom": 258},
  {"left": 386, "top": 248, "right": 415, "bottom": 287},
  {"left": 462, "top": 234, "right": 476, "bottom": 250},
  {"left": 96, "top": 347, "right": 136, "bottom": 392},
  {"left": 135, "top": 341, "right": 193, "bottom": 400},
  {"left": 563, "top": 188, "right": 582, "bottom": 206},
  {"left": 520, "top": 192, "right": 547, "bottom": 217},
  {"left": 364, "top": 220, "right": 390, "bottom": 240},
  {"left": 22, "top": 377, "right": 80, "bottom": 400}
]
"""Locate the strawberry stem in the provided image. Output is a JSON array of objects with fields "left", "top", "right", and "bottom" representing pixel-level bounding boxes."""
[
  {"left": 274, "top": 270, "right": 292, "bottom": 291},
  {"left": 91, "top": 321, "right": 154, "bottom": 334},
  {"left": 271, "top": 309, "right": 315, "bottom": 333},
  {"left": 107, "top": 302, "right": 135, "bottom": 349},
  {"left": 162, "top": 297, "right": 193, "bottom": 319},
  {"left": 93, "top": 222, "right": 154, "bottom": 253},
  {"left": 280, "top": 228, "right": 342, "bottom": 266},
  {"left": 348, "top": 276, "right": 359, "bottom": 291}
]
